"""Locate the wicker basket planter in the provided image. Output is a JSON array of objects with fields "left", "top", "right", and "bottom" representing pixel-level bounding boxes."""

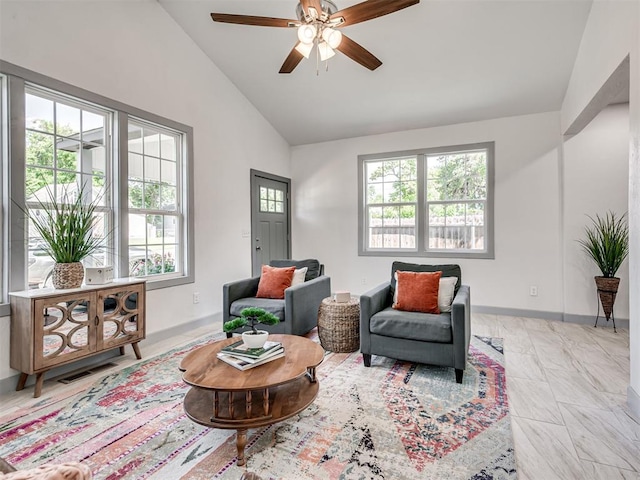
[
  {"left": 52, "top": 262, "right": 84, "bottom": 289},
  {"left": 595, "top": 276, "right": 620, "bottom": 322},
  {"left": 317, "top": 296, "right": 360, "bottom": 353}
]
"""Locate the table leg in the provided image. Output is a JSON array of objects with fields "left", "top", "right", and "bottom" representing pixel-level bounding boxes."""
[{"left": 236, "top": 428, "right": 248, "bottom": 466}]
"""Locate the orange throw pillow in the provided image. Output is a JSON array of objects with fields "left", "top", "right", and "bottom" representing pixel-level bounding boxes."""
[
  {"left": 393, "top": 270, "right": 442, "bottom": 314},
  {"left": 256, "top": 265, "right": 296, "bottom": 299}
]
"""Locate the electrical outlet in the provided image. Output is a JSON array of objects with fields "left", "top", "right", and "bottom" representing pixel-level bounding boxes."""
[
  {"left": 193, "top": 292, "right": 200, "bottom": 304},
  {"left": 361, "top": 277, "right": 367, "bottom": 285},
  {"left": 529, "top": 286, "right": 538, "bottom": 297}
]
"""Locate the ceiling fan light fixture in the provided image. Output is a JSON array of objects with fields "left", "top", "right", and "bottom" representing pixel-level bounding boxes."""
[
  {"left": 318, "top": 41, "right": 335, "bottom": 61},
  {"left": 297, "top": 24, "right": 317, "bottom": 44},
  {"left": 295, "top": 41, "right": 313, "bottom": 59},
  {"left": 321, "top": 27, "right": 342, "bottom": 48}
]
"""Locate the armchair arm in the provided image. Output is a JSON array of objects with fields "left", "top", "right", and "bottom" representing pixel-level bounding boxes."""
[
  {"left": 359, "top": 283, "right": 391, "bottom": 354},
  {"left": 222, "top": 276, "right": 260, "bottom": 323},
  {"left": 285, "top": 275, "right": 331, "bottom": 335},
  {"left": 451, "top": 285, "right": 471, "bottom": 370}
]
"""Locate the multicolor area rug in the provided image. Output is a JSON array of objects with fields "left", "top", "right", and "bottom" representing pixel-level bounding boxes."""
[{"left": 0, "top": 334, "right": 516, "bottom": 479}]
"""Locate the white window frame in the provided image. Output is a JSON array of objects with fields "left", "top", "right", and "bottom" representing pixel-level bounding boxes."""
[
  {"left": 24, "top": 86, "right": 114, "bottom": 288},
  {"left": 1, "top": 60, "right": 194, "bottom": 293},
  {"left": 358, "top": 142, "right": 495, "bottom": 259},
  {"left": 0, "top": 74, "right": 7, "bottom": 316},
  {"left": 126, "top": 117, "right": 184, "bottom": 279}
]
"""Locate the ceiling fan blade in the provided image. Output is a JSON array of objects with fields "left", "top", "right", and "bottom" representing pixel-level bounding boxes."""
[
  {"left": 210, "top": 13, "right": 298, "bottom": 28},
  {"left": 299, "top": 0, "right": 323, "bottom": 17},
  {"left": 330, "top": 0, "right": 419, "bottom": 27},
  {"left": 279, "top": 47, "right": 305, "bottom": 74},
  {"left": 336, "top": 34, "right": 382, "bottom": 71}
]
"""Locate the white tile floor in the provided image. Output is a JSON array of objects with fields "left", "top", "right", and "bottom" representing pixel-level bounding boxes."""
[
  {"left": 2, "top": 315, "right": 639, "bottom": 479},
  {"left": 472, "top": 314, "right": 640, "bottom": 480}
]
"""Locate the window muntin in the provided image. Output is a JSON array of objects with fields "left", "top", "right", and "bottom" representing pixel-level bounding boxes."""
[
  {"left": 426, "top": 150, "right": 488, "bottom": 252},
  {"left": 24, "top": 88, "right": 112, "bottom": 288},
  {"left": 259, "top": 186, "right": 285, "bottom": 213},
  {"left": 360, "top": 143, "right": 494, "bottom": 258},
  {"left": 364, "top": 156, "right": 417, "bottom": 250},
  {"left": 128, "top": 119, "right": 182, "bottom": 278}
]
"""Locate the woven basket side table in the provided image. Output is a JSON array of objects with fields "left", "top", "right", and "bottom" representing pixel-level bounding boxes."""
[{"left": 317, "top": 296, "right": 360, "bottom": 353}]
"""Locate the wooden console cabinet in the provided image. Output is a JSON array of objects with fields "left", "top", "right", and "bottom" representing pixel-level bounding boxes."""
[{"left": 10, "top": 278, "right": 146, "bottom": 397}]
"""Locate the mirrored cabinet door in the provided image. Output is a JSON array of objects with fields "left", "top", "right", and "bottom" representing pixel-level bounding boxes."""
[
  {"left": 34, "top": 294, "right": 97, "bottom": 370},
  {"left": 98, "top": 283, "right": 145, "bottom": 351}
]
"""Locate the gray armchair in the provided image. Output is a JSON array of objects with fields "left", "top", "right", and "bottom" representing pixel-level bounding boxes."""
[
  {"left": 223, "top": 259, "right": 331, "bottom": 337},
  {"left": 360, "top": 262, "right": 471, "bottom": 383}
]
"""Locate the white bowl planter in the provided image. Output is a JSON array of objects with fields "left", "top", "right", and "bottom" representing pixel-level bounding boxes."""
[{"left": 242, "top": 330, "right": 269, "bottom": 349}]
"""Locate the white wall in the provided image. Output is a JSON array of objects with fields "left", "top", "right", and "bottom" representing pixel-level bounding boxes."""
[
  {"left": 560, "top": 0, "right": 639, "bottom": 416},
  {"left": 563, "top": 104, "right": 630, "bottom": 319},
  {"left": 291, "top": 112, "right": 564, "bottom": 314},
  {"left": 561, "top": 1, "right": 637, "bottom": 133},
  {"left": 0, "top": 1, "right": 291, "bottom": 382}
]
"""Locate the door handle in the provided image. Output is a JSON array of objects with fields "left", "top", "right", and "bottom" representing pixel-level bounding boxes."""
[{"left": 256, "top": 246, "right": 261, "bottom": 250}]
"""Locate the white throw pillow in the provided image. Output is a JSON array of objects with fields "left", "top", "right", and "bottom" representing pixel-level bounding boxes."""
[
  {"left": 290, "top": 267, "right": 308, "bottom": 286},
  {"left": 438, "top": 277, "right": 458, "bottom": 312}
]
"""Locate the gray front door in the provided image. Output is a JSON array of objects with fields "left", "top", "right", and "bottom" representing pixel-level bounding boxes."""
[{"left": 251, "top": 170, "right": 291, "bottom": 276}]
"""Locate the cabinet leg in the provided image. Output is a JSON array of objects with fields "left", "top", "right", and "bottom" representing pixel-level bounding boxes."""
[
  {"left": 236, "top": 428, "right": 248, "bottom": 466},
  {"left": 34, "top": 372, "right": 45, "bottom": 398},
  {"left": 119, "top": 346, "right": 125, "bottom": 355},
  {"left": 16, "top": 373, "right": 28, "bottom": 391},
  {"left": 131, "top": 342, "right": 142, "bottom": 360}
]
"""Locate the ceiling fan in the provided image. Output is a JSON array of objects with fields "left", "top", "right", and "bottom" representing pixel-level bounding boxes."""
[{"left": 210, "top": 0, "right": 420, "bottom": 74}]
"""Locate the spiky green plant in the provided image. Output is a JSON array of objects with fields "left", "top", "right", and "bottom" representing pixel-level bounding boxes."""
[
  {"left": 578, "top": 211, "right": 629, "bottom": 278},
  {"left": 19, "top": 183, "right": 105, "bottom": 263},
  {"left": 223, "top": 307, "right": 280, "bottom": 334}
]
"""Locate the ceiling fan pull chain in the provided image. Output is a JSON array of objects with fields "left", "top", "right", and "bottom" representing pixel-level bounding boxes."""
[{"left": 315, "top": 37, "right": 320, "bottom": 76}]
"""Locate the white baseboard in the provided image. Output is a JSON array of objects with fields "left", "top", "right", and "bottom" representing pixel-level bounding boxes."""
[{"left": 472, "top": 305, "right": 630, "bottom": 329}]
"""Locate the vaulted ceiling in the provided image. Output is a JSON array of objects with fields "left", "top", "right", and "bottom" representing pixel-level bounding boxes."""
[{"left": 159, "top": 0, "right": 593, "bottom": 146}]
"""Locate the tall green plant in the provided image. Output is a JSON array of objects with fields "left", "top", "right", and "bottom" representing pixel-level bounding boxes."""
[
  {"left": 578, "top": 211, "right": 629, "bottom": 278},
  {"left": 19, "top": 183, "right": 104, "bottom": 263}
]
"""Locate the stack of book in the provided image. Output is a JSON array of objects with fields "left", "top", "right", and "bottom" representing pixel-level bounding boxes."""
[{"left": 217, "top": 340, "right": 285, "bottom": 371}]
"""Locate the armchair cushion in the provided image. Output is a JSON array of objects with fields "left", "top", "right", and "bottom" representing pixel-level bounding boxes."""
[
  {"left": 256, "top": 265, "right": 295, "bottom": 299},
  {"left": 438, "top": 276, "right": 458, "bottom": 313},
  {"left": 291, "top": 267, "right": 308, "bottom": 286},
  {"left": 392, "top": 276, "right": 459, "bottom": 313},
  {"left": 230, "top": 297, "right": 285, "bottom": 321},
  {"left": 390, "top": 262, "right": 462, "bottom": 296},
  {"left": 370, "top": 307, "right": 453, "bottom": 343},
  {"left": 393, "top": 270, "right": 441, "bottom": 313},
  {"left": 270, "top": 259, "right": 321, "bottom": 281}
]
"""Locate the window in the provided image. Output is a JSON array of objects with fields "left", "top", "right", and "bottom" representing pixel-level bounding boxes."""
[
  {"left": 25, "top": 87, "right": 112, "bottom": 288},
  {"left": 127, "top": 119, "right": 181, "bottom": 278},
  {"left": 1, "top": 60, "right": 194, "bottom": 292},
  {"left": 259, "top": 186, "right": 285, "bottom": 213},
  {"left": 359, "top": 142, "right": 494, "bottom": 258}
]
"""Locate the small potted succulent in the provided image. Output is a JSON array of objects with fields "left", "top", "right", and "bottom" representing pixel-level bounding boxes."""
[{"left": 223, "top": 307, "right": 280, "bottom": 348}]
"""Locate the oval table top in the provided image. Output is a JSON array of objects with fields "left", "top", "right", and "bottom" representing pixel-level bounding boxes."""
[{"left": 179, "top": 334, "right": 324, "bottom": 391}]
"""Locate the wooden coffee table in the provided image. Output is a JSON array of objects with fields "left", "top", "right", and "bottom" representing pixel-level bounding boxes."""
[{"left": 179, "top": 334, "right": 324, "bottom": 466}]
